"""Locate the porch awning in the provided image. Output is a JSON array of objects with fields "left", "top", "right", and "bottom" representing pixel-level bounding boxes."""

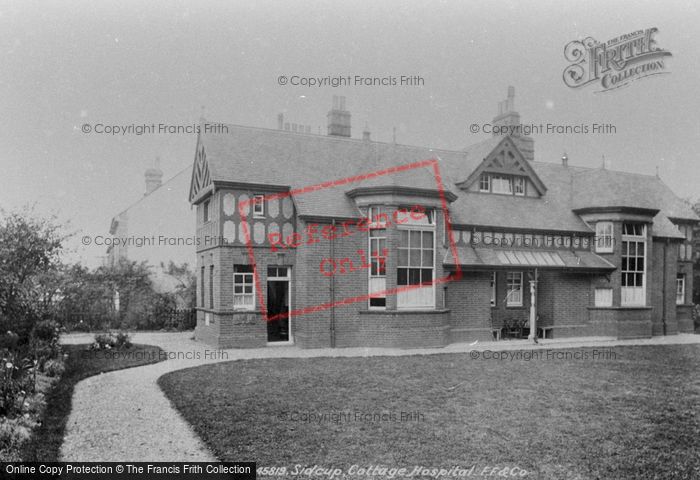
[{"left": 443, "top": 246, "right": 615, "bottom": 272}]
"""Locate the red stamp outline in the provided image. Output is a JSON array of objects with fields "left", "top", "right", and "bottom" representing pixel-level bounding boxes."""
[{"left": 238, "top": 159, "right": 462, "bottom": 321}]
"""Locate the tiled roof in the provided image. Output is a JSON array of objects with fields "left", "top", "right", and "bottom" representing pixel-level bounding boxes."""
[{"left": 198, "top": 123, "right": 697, "bottom": 236}]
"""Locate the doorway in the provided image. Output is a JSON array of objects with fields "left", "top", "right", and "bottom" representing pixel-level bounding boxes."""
[{"left": 266, "top": 266, "right": 291, "bottom": 343}]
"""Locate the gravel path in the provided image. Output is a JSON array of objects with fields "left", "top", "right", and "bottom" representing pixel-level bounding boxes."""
[{"left": 59, "top": 332, "right": 700, "bottom": 461}]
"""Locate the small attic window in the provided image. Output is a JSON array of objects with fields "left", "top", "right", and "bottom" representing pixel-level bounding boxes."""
[
  {"left": 514, "top": 177, "right": 525, "bottom": 195},
  {"left": 479, "top": 174, "right": 490, "bottom": 192}
]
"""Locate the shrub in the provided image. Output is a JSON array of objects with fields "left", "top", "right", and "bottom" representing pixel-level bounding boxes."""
[
  {"left": 0, "top": 418, "right": 32, "bottom": 460},
  {"left": 30, "top": 320, "right": 62, "bottom": 369},
  {"left": 0, "top": 349, "right": 35, "bottom": 416},
  {"left": 0, "top": 331, "right": 20, "bottom": 351},
  {"left": 43, "top": 359, "right": 65, "bottom": 377},
  {"left": 90, "top": 331, "right": 132, "bottom": 350}
]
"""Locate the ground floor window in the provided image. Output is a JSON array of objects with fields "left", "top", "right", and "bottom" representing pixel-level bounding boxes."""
[
  {"left": 233, "top": 265, "right": 255, "bottom": 310},
  {"left": 594, "top": 287, "right": 613, "bottom": 307},
  {"left": 397, "top": 228, "right": 435, "bottom": 308},
  {"left": 368, "top": 228, "right": 387, "bottom": 308},
  {"left": 676, "top": 274, "right": 686, "bottom": 305},
  {"left": 621, "top": 223, "right": 646, "bottom": 306},
  {"left": 506, "top": 271, "right": 523, "bottom": 306}
]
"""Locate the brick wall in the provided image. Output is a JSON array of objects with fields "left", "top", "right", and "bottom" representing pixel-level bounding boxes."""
[
  {"left": 649, "top": 238, "right": 681, "bottom": 335},
  {"left": 446, "top": 271, "right": 492, "bottom": 342},
  {"left": 676, "top": 258, "right": 694, "bottom": 333}
]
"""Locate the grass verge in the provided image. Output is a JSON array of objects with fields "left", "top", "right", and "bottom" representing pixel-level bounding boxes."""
[{"left": 159, "top": 344, "right": 700, "bottom": 479}]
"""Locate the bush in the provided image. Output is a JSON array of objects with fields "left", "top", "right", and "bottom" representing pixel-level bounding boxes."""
[
  {"left": 43, "top": 359, "right": 65, "bottom": 378},
  {"left": 0, "top": 417, "right": 32, "bottom": 460},
  {"left": 30, "top": 320, "right": 61, "bottom": 369},
  {"left": 90, "top": 331, "right": 132, "bottom": 350},
  {"left": 0, "top": 348, "right": 35, "bottom": 416}
]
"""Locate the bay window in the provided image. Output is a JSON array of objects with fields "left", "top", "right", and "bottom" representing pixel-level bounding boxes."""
[
  {"left": 397, "top": 209, "right": 435, "bottom": 309},
  {"left": 621, "top": 223, "right": 646, "bottom": 306},
  {"left": 368, "top": 227, "right": 387, "bottom": 308},
  {"left": 595, "top": 222, "right": 613, "bottom": 253}
]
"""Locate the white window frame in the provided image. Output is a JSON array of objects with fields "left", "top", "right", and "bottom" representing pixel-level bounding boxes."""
[
  {"left": 479, "top": 174, "right": 490, "bottom": 192},
  {"left": 513, "top": 176, "right": 525, "bottom": 196},
  {"left": 676, "top": 274, "right": 686, "bottom": 305},
  {"left": 368, "top": 227, "right": 387, "bottom": 309},
  {"left": 506, "top": 271, "right": 523, "bottom": 306},
  {"left": 233, "top": 265, "right": 255, "bottom": 310},
  {"left": 595, "top": 221, "right": 613, "bottom": 253},
  {"left": 253, "top": 194, "right": 265, "bottom": 218},
  {"left": 621, "top": 223, "right": 646, "bottom": 306},
  {"left": 491, "top": 175, "right": 513, "bottom": 194},
  {"left": 397, "top": 215, "right": 436, "bottom": 310},
  {"left": 594, "top": 287, "right": 613, "bottom": 307},
  {"left": 490, "top": 271, "right": 496, "bottom": 306}
]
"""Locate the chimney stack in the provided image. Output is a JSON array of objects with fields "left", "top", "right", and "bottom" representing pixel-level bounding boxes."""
[
  {"left": 327, "top": 95, "right": 351, "bottom": 137},
  {"left": 492, "top": 86, "right": 535, "bottom": 162},
  {"left": 145, "top": 156, "right": 163, "bottom": 195},
  {"left": 492, "top": 86, "right": 521, "bottom": 137},
  {"left": 277, "top": 113, "right": 284, "bottom": 130}
]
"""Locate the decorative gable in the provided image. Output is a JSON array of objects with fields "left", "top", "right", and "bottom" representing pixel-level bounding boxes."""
[
  {"left": 459, "top": 137, "right": 546, "bottom": 196},
  {"left": 189, "top": 140, "right": 212, "bottom": 203}
]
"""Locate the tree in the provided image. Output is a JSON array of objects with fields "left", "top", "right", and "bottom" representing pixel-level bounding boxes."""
[
  {"left": 0, "top": 209, "right": 65, "bottom": 342},
  {"left": 162, "top": 261, "right": 196, "bottom": 309}
]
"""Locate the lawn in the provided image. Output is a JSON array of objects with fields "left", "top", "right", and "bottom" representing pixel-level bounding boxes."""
[
  {"left": 19, "top": 343, "right": 164, "bottom": 461},
  {"left": 159, "top": 344, "right": 700, "bottom": 479}
]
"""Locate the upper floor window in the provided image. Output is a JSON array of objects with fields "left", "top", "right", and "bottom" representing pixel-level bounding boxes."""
[
  {"left": 253, "top": 194, "right": 265, "bottom": 218},
  {"left": 491, "top": 175, "right": 512, "bottom": 194},
  {"left": 595, "top": 222, "right": 613, "bottom": 253},
  {"left": 479, "top": 174, "right": 490, "bottom": 192},
  {"left": 479, "top": 173, "right": 526, "bottom": 196},
  {"left": 490, "top": 272, "right": 496, "bottom": 306},
  {"left": 513, "top": 177, "right": 525, "bottom": 196},
  {"left": 677, "top": 224, "right": 693, "bottom": 261},
  {"left": 203, "top": 200, "right": 210, "bottom": 223}
]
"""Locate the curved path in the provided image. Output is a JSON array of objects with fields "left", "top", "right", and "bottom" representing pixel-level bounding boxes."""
[{"left": 59, "top": 332, "right": 700, "bottom": 461}]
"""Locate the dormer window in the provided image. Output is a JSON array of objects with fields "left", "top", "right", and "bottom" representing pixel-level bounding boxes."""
[
  {"left": 479, "top": 174, "right": 490, "bottom": 192},
  {"left": 514, "top": 177, "right": 525, "bottom": 196},
  {"left": 479, "top": 173, "right": 526, "bottom": 196},
  {"left": 491, "top": 175, "right": 512, "bottom": 194}
]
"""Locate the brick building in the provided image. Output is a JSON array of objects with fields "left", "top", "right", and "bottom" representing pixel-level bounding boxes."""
[{"left": 189, "top": 90, "right": 697, "bottom": 349}]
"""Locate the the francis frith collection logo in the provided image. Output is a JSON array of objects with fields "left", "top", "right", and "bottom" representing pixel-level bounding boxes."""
[{"left": 563, "top": 28, "right": 671, "bottom": 92}]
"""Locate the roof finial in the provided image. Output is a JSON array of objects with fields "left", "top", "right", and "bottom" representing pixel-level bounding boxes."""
[
  {"left": 601, "top": 154, "right": 606, "bottom": 169},
  {"left": 199, "top": 105, "right": 206, "bottom": 123},
  {"left": 655, "top": 165, "right": 660, "bottom": 177},
  {"left": 392, "top": 126, "right": 396, "bottom": 144},
  {"left": 561, "top": 152, "right": 568, "bottom": 167}
]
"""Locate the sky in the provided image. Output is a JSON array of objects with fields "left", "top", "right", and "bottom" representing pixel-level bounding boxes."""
[{"left": 1, "top": 0, "right": 699, "bottom": 267}]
